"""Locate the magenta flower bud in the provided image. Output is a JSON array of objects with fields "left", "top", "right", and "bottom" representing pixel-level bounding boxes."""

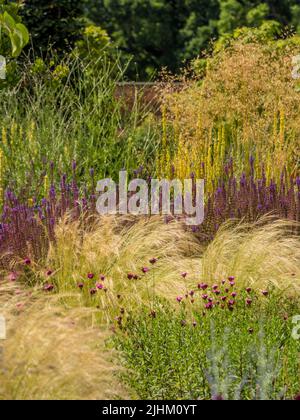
[
  {"left": 231, "top": 292, "right": 237, "bottom": 298},
  {"left": 228, "top": 300, "right": 235, "bottom": 306},
  {"left": 205, "top": 302, "right": 213, "bottom": 310},
  {"left": 142, "top": 267, "right": 150, "bottom": 274},
  {"left": 24, "top": 258, "right": 31, "bottom": 265},
  {"left": 198, "top": 283, "right": 208, "bottom": 290},
  {"left": 221, "top": 296, "right": 227, "bottom": 302},
  {"left": 228, "top": 276, "right": 235, "bottom": 281},
  {"left": 189, "top": 290, "right": 195, "bottom": 296},
  {"left": 177, "top": 296, "right": 183, "bottom": 303},
  {"left": 87, "top": 273, "right": 94, "bottom": 279},
  {"left": 208, "top": 297, "right": 213, "bottom": 303},
  {"left": 225, "top": 288, "right": 229, "bottom": 293},
  {"left": 100, "top": 275, "right": 105, "bottom": 281},
  {"left": 212, "top": 284, "right": 218, "bottom": 290},
  {"left": 46, "top": 270, "right": 53, "bottom": 276},
  {"left": 221, "top": 279, "right": 226, "bottom": 285},
  {"left": 8, "top": 272, "right": 18, "bottom": 282},
  {"left": 96, "top": 283, "right": 104, "bottom": 290},
  {"left": 90, "top": 288, "right": 97, "bottom": 295},
  {"left": 246, "top": 298, "right": 252, "bottom": 306},
  {"left": 43, "top": 283, "right": 54, "bottom": 292},
  {"left": 78, "top": 282, "right": 84, "bottom": 289},
  {"left": 181, "top": 272, "right": 188, "bottom": 278},
  {"left": 230, "top": 281, "right": 235, "bottom": 287},
  {"left": 262, "top": 290, "right": 269, "bottom": 297},
  {"left": 214, "top": 290, "right": 221, "bottom": 295},
  {"left": 192, "top": 321, "right": 197, "bottom": 327},
  {"left": 202, "top": 294, "right": 208, "bottom": 300},
  {"left": 127, "top": 273, "right": 134, "bottom": 280},
  {"left": 150, "top": 258, "right": 158, "bottom": 265},
  {"left": 246, "top": 287, "right": 252, "bottom": 293}
]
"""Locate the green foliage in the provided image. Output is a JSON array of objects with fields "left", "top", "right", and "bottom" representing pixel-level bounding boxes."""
[
  {"left": 21, "top": 0, "right": 85, "bottom": 55},
  {"left": 291, "top": 4, "right": 300, "bottom": 33},
  {"left": 116, "top": 292, "right": 300, "bottom": 400},
  {"left": 0, "top": 1, "right": 29, "bottom": 57},
  {"left": 75, "top": 25, "right": 111, "bottom": 60},
  {"left": 0, "top": 54, "right": 159, "bottom": 196},
  {"left": 85, "top": 0, "right": 300, "bottom": 79}
]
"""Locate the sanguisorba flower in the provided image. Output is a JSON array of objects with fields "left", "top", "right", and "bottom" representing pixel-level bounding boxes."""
[
  {"left": 202, "top": 294, "right": 209, "bottom": 300},
  {"left": 231, "top": 292, "right": 237, "bottom": 298},
  {"left": 127, "top": 273, "right": 134, "bottom": 280},
  {"left": 7, "top": 272, "right": 18, "bottom": 282},
  {"left": 177, "top": 296, "right": 183, "bottom": 303},
  {"left": 149, "top": 258, "right": 158, "bottom": 265},
  {"left": 100, "top": 275, "right": 105, "bottom": 281},
  {"left": 198, "top": 283, "right": 208, "bottom": 290},
  {"left": 181, "top": 272, "right": 188, "bottom": 278},
  {"left": 87, "top": 273, "right": 95, "bottom": 280},
  {"left": 205, "top": 302, "right": 213, "bottom": 310},
  {"left": 262, "top": 290, "right": 269, "bottom": 297},
  {"left": 90, "top": 288, "right": 97, "bottom": 295},
  {"left": 43, "top": 283, "right": 54, "bottom": 292},
  {"left": 246, "top": 287, "right": 252, "bottom": 293},
  {"left": 246, "top": 298, "right": 252, "bottom": 306},
  {"left": 24, "top": 258, "right": 31, "bottom": 265},
  {"left": 96, "top": 283, "right": 104, "bottom": 290},
  {"left": 77, "top": 282, "right": 84, "bottom": 289},
  {"left": 142, "top": 267, "right": 150, "bottom": 274}
]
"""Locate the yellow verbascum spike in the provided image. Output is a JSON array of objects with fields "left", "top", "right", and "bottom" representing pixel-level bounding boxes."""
[
  {"left": 1, "top": 127, "right": 7, "bottom": 148},
  {"left": 44, "top": 175, "right": 49, "bottom": 197}
]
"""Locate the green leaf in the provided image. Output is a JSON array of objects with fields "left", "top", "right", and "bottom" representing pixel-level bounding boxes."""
[
  {"left": 16, "top": 23, "right": 30, "bottom": 46},
  {"left": 9, "top": 31, "right": 22, "bottom": 57},
  {"left": 3, "top": 11, "right": 16, "bottom": 31}
]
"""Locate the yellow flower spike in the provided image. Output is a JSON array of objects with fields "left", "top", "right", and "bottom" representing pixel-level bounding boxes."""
[
  {"left": 28, "top": 198, "right": 34, "bottom": 207},
  {"left": 279, "top": 108, "right": 285, "bottom": 147},
  {"left": 44, "top": 175, "right": 49, "bottom": 197},
  {"left": 1, "top": 127, "right": 7, "bottom": 148}
]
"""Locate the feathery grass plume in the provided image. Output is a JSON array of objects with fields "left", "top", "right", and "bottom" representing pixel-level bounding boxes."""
[
  {"left": 0, "top": 282, "right": 128, "bottom": 400},
  {"left": 158, "top": 35, "right": 300, "bottom": 189},
  {"left": 37, "top": 215, "right": 202, "bottom": 319},
  {"left": 201, "top": 216, "right": 300, "bottom": 292}
]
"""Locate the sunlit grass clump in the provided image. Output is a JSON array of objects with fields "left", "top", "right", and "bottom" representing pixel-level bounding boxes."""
[{"left": 0, "top": 282, "right": 128, "bottom": 400}]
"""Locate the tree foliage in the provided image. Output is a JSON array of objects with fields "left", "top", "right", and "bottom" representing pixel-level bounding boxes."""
[
  {"left": 21, "top": 0, "right": 85, "bottom": 55},
  {"left": 85, "top": 0, "right": 300, "bottom": 78}
]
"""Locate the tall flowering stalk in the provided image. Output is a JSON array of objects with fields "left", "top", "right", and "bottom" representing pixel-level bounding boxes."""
[{"left": 0, "top": 159, "right": 299, "bottom": 264}]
